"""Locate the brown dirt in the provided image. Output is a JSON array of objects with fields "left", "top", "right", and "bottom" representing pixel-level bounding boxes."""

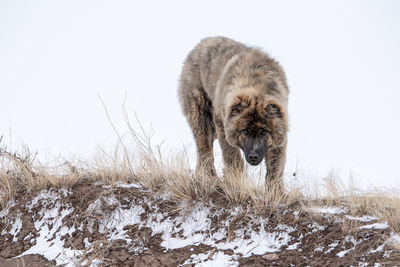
[
  {"left": 0, "top": 255, "right": 55, "bottom": 267},
  {"left": 0, "top": 180, "right": 399, "bottom": 266}
]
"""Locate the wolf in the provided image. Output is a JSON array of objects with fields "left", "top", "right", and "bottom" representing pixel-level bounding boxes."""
[{"left": 178, "top": 37, "right": 289, "bottom": 188}]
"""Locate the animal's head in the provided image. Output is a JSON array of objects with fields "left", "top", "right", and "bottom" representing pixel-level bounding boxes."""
[{"left": 224, "top": 90, "right": 287, "bottom": 166}]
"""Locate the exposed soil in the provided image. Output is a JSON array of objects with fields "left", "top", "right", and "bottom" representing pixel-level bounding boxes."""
[{"left": 0, "top": 180, "right": 399, "bottom": 266}]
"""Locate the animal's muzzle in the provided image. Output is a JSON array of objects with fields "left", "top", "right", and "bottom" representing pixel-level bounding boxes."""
[{"left": 246, "top": 152, "right": 263, "bottom": 166}]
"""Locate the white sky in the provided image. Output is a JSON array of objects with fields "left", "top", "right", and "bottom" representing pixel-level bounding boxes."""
[{"left": 1, "top": 0, "right": 399, "bottom": 189}]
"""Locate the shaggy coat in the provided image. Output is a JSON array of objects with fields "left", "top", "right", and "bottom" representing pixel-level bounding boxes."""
[{"left": 178, "top": 37, "right": 289, "bottom": 188}]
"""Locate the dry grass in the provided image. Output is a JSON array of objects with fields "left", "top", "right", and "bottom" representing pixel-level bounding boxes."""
[
  {"left": 0, "top": 144, "right": 86, "bottom": 208},
  {"left": 1, "top": 110, "right": 400, "bottom": 241}
]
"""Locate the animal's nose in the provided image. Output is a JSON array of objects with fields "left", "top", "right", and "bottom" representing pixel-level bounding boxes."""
[{"left": 248, "top": 153, "right": 259, "bottom": 163}]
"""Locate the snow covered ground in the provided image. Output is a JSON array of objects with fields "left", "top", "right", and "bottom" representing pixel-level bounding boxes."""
[{"left": 1, "top": 182, "right": 399, "bottom": 266}]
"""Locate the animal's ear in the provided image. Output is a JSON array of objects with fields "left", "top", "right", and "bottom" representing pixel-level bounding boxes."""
[
  {"left": 228, "top": 95, "right": 251, "bottom": 117},
  {"left": 265, "top": 103, "right": 282, "bottom": 118},
  {"left": 230, "top": 101, "right": 248, "bottom": 116}
]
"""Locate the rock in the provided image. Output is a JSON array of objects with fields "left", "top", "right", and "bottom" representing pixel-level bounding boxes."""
[{"left": 262, "top": 253, "right": 279, "bottom": 261}]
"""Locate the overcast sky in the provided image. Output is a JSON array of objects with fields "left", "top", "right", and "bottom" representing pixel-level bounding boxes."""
[{"left": 1, "top": 0, "right": 399, "bottom": 190}]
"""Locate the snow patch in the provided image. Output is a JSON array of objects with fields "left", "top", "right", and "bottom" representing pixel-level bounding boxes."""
[
  {"left": 287, "top": 242, "right": 301, "bottom": 250},
  {"left": 369, "top": 243, "right": 385, "bottom": 254},
  {"left": 359, "top": 222, "right": 388, "bottom": 230},
  {"left": 27, "top": 189, "right": 62, "bottom": 212},
  {"left": 368, "top": 232, "right": 400, "bottom": 256},
  {"left": 336, "top": 235, "right": 367, "bottom": 258},
  {"left": 314, "top": 246, "right": 324, "bottom": 252},
  {"left": 15, "top": 189, "right": 82, "bottom": 267},
  {"left": 85, "top": 194, "right": 145, "bottom": 244},
  {"left": 115, "top": 182, "right": 142, "bottom": 188},
  {"left": 102, "top": 205, "right": 145, "bottom": 241},
  {"left": 325, "top": 241, "right": 339, "bottom": 254},
  {"left": 9, "top": 212, "right": 22, "bottom": 242},
  {"left": 308, "top": 222, "right": 326, "bottom": 233},
  {"left": 1, "top": 211, "right": 22, "bottom": 241},
  {"left": 275, "top": 224, "right": 296, "bottom": 233},
  {"left": 308, "top": 206, "right": 346, "bottom": 215},
  {"left": 91, "top": 198, "right": 294, "bottom": 258},
  {"left": 345, "top": 215, "right": 378, "bottom": 222},
  {"left": 389, "top": 232, "right": 400, "bottom": 245},
  {"left": 157, "top": 202, "right": 211, "bottom": 249},
  {"left": 181, "top": 251, "right": 239, "bottom": 267}
]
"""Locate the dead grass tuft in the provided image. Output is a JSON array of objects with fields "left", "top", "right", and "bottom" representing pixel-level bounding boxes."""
[{"left": 0, "top": 143, "right": 87, "bottom": 208}]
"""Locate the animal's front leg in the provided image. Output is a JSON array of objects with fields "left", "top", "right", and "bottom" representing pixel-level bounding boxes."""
[
  {"left": 214, "top": 119, "right": 244, "bottom": 177},
  {"left": 265, "top": 142, "right": 287, "bottom": 192},
  {"left": 195, "top": 142, "right": 216, "bottom": 178}
]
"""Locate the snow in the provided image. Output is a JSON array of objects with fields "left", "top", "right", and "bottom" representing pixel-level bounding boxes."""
[
  {"left": 308, "top": 206, "right": 347, "bottom": 215},
  {"left": 314, "top": 246, "right": 324, "bottom": 252},
  {"left": 275, "top": 224, "right": 296, "bottom": 233},
  {"left": 336, "top": 235, "right": 368, "bottom": 258},
  {"left": 115, "top": 182, "right": 142, "bottom": 188},
  {"left": 2, "top": 186, "right": 397, "bottom": 266},
  {"left": 0, "top": 199, "right": 14, "bottom": 217},
  {"left": 369, "top": 243, "right": 385, "bottom": 254},
  {"left": 155, "top": 203, "right": 293, "bottom": 257},
  {"left": 308, "top": 222, "right": 326, "bottom": 233},
  {"left": 389, "top": 232, "right": 400, "bottom": 245},
  {"left": 27, "top": 190, "right": 61, "bottom": 212},
  {"left": 182, "top": 251, "right": 239, "bottom": 267},
  {"left": 287, "top": 242, "right": 301, "bottom": 250},
  {"left": 14, "top": 189, "right": 83, "bottom": 267},
  {"left": 324, "top": 241, "right": 339, "bottom": 254},
  {"left": 82, "top": 196, "right": 295, "bottom": 258},
  {"left": 10, "top": 213, "right": 22, "bottom": 241},
  {"left": 83, "top": 237, "right": 91, "bottom": 248},
  {"left": 157, "top": 202, "right": 212, "bottom": 249},
  {"left": 1, "top": 211, "right": 22, "bottom": 242},
  {"left": 359, "top": 222, "right": 388, "bottom": 230},
  {"left": 224, "top": 225, "right": 292, "bottom": 256},
  {"left": 84, "top": 194, "right": 146, "bottom": 244},
  {"left": 366, "top": 231, "right": 400, "bottom": 257},
  {"left": 345, "top": 215, "right": 377, "bottom": 222},
  {"left": 101, "top": 205, "right": 146, "bottom": 241}
]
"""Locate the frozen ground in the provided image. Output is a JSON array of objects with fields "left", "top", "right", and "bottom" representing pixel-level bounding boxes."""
[{"left": 0, "top": 181, "right": 399, "bottom": 266}]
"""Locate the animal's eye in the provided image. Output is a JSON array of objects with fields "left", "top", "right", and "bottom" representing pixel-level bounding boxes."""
[
  {"left": 240, "top": 129, "right": 250, "bottom": 137},
  {"left": 260, "top": 130, "right": 268, "bottom": 137}
]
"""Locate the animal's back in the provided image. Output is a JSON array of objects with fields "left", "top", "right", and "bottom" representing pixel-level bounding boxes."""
[{"left": 179, "top": 37, "right": 249, "bottom": 100}]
